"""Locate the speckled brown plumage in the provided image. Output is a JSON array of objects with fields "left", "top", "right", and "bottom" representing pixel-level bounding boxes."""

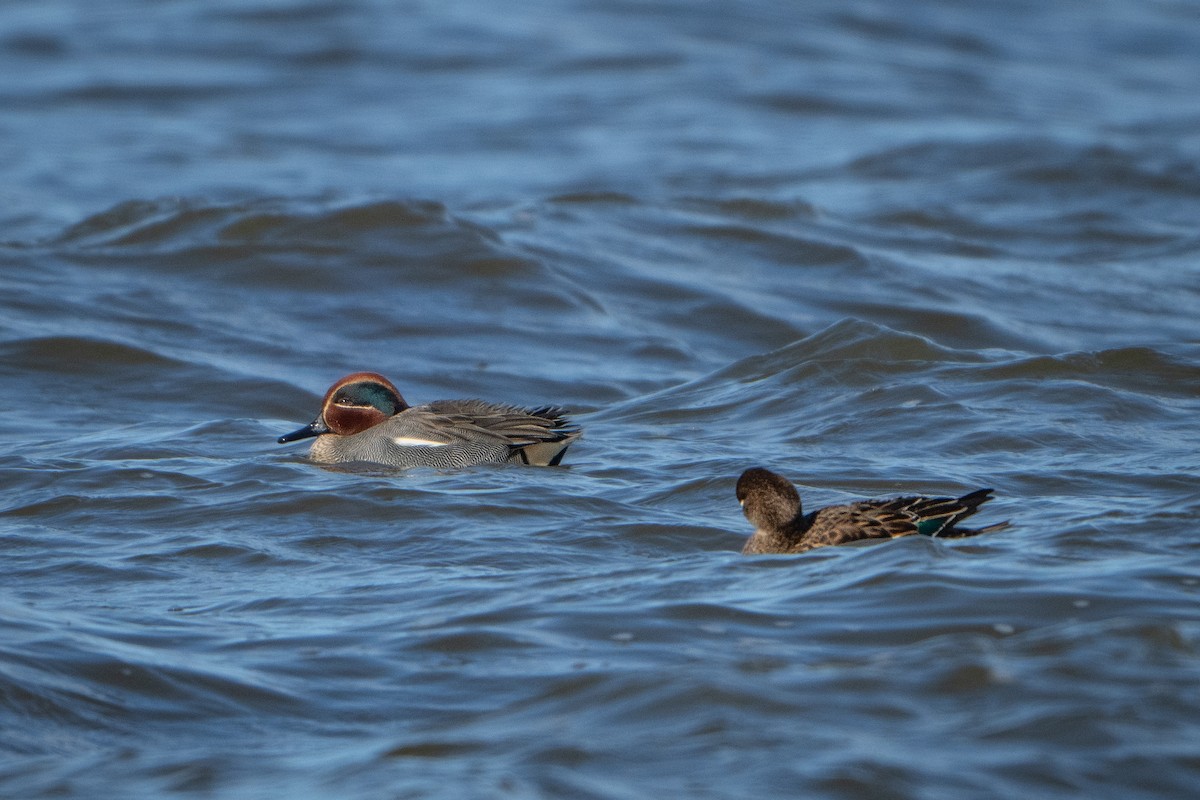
[{"left": 736, "top": 467, "right": 1008, "bottom": 555}]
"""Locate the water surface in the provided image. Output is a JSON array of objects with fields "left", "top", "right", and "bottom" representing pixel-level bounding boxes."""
[{"left": 2, "top": 1, "right": 1199, "bottom": 798}]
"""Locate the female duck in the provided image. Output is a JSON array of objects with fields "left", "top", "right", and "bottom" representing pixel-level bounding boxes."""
[
  {"left": 278, "top": 372, "right": 580, "bottom": 468},
  {"left": 736, "top": 467, "right": 1007, "bottom": 555}
]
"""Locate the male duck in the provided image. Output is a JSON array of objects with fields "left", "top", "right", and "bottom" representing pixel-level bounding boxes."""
[
  {"left": 736, "top": 467, "right": 1008, "bottom": 555},
  {"left": 278, "top": 372, "right": 580, "bottom": 468}
]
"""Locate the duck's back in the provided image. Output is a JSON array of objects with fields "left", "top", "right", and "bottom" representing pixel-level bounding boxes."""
[
  {"left": 311, "top": 399, "right": 578, "bottom": 467},
  {"left": 802, "top": 503, "right": 920, "bottom": 549}
]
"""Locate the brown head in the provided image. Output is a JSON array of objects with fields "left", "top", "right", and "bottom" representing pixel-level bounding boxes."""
[
  {"left": 736, "top": 467, "right": 803, "bottom": 532},
  {"left": 277, "top": 372, "right": 408, "bottom": 444}
]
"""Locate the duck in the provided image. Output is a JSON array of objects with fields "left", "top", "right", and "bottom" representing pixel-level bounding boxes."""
[
  {"left": 736, "top": 467, "right": 1008, "bottom": 555},
  {"left": 277, "top": 372, "right": 580, "bottom": 468}
]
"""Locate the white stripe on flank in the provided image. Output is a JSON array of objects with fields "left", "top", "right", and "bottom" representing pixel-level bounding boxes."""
[{"left": 391, "top": 436, "right": 450, "bottom": 447}]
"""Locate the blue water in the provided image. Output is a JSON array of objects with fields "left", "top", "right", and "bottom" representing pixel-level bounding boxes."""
[{"left": 2, "top": 2, "right": 1199, "bottom": 798}]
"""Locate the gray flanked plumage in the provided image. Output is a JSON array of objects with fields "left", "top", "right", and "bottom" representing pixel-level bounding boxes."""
[
  {"left": 308, "top": 398, "right": 577, "bottom": 467},
  {"left": 278, "top": 372, "right": 580, "bottom": 468},
  {"left": 736, "top": 467, "right": 1008, "bottom": 555}
]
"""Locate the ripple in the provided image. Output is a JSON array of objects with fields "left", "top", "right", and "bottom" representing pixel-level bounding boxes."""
[
  {"left": 3, "top": 1, "right": 1200, "bottom": 796},
  {"left": 0, "top": 335, "right": 183, "bottom": 373}
]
